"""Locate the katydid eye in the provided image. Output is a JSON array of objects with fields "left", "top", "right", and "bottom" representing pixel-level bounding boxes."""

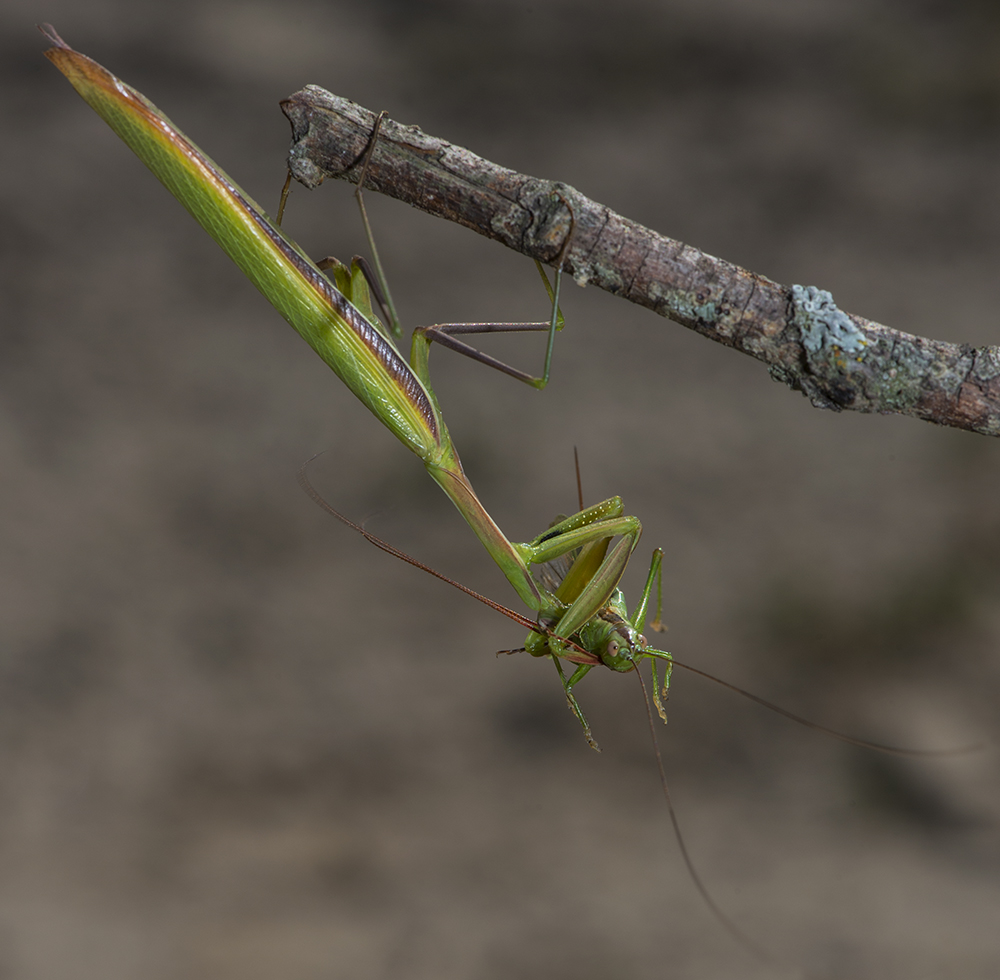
[{"left": 607, "top": 640, "right": 620, "bottom": 656}]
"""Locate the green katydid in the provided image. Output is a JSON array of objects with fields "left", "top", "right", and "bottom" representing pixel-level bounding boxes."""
[{"left": 41, "top": 25, "right": 673, "bottom": 750}]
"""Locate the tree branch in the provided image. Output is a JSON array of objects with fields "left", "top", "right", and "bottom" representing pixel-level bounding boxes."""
[{"left": 281, "top": 86, "right": 1000, "bottom": 438}]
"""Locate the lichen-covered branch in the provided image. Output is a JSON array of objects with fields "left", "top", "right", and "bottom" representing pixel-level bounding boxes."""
[{"left": 281, "top": 86, "right": 1000, "bottom": 437}]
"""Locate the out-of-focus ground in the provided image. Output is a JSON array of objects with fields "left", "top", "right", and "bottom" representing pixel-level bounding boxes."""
[{"left": 3, "top": 1, "right": 1000, "bottom": 977}]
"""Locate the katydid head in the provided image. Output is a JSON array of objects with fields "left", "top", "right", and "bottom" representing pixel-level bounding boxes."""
[
  {"left": 600, "top": 630, "right": 637, "bottom": 671},
  {"left": 602, "top": 627, "right": 663, "bottom": 672},
  {"left": 579, "top": 597, "right": 644, "bottom": 673},
  {"left": 598, "top": 589, "right": 651, "bottom": 672}
]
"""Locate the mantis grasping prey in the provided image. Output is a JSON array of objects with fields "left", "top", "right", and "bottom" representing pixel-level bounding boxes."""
[
  {"left": 41, "top": 25, "right": 673, "bottom": 750},
  {"left": 46, "top": 32, "right": 983, "bottom": 971}
]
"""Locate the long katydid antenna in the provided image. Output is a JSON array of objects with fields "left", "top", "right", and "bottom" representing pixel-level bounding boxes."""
[
  {"left": 299, "top": 455, "right": 539, "bottom": 632},
  {"left": 573, "top": 446, "right": 584, "bottom": 512},
  {"left": 632, "top": 667, "right": 798, "bottom": 975},
  {"left": 298, "top": 455, "right": 600, "bottom": 664},
  {"left": 632, "top": 650, "right": 977, "bottom": 975},
  {"left": 666, "top": 655, "right": 983, "bottom": 758}
]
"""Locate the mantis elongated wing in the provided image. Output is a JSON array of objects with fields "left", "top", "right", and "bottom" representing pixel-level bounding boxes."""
[{"left": 42, "top": 25, "right": 445, "bottom": 466}]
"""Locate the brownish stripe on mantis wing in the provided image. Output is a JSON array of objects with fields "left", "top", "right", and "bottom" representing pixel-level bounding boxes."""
[{"left": 232, "top": 183, "right": 441, "bottom": 444}]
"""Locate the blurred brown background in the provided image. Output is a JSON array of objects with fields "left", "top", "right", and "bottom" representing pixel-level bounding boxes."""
[{"left": 3, "top": 1, "right": 1000, "bottom": 977}]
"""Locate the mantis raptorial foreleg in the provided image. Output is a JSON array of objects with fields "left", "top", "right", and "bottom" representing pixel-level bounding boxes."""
[{"left": 547, "top": 546, "right": 672, "bottom": 746}]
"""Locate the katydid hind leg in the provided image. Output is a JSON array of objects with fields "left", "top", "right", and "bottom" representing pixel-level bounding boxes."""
[
  {"left": 650, "top": 555, "right": 667, "bottom": 633},
  {"left": 524, "top": 512, "right": 639, "bottom": 568},
  {"left": 554, "top": 659, "right": 599, "bottom": 751},
  {"left": 527, "top": 512, "right": 641, "bottom": 654},
  {"left": 632, "top": 548, "right": 664, "bottom": 634},
  {"left": 650, "top": 656, "right": 670, "bottom": 724},
  {"left": 516, "top": 505, "right": 643, "bottom": 664},
  {"left": 573, "top": 446, "right": 584, "bottom": 512}
]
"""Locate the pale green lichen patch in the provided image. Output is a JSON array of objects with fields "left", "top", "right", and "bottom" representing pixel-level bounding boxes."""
[
  {"left": 648, "top": 280, "right": 719, "bottom": 329},
  {"left": 791, "top": 285, "right": 869, "bottom": 357},
  {"left": 863, "top": 335, "right": 971, "bottom": 417},
  {"left": 871, "top": 360, "right": 926, "bottom": 413}
]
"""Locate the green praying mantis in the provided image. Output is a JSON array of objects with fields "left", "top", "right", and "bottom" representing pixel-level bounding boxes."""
[{"left": 42, "top": 26, "right": 674, "bottom": 751}]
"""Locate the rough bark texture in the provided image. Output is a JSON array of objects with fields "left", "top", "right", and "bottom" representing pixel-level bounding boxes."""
[{"left": 282, "top": 86, "right": 1000, "bottom": 437}]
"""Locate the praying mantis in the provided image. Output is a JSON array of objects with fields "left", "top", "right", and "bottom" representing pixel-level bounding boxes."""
[{"left": 41, "top": 26, "right": 674, "bottom": 751}]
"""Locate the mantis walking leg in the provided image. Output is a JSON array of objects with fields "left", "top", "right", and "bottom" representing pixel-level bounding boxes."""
[
  {"left": 347, "top": 112, "right": 575, "bottom": 388},
  {"left": 411, "top": 255, "right": 568, "bottom": 389}
]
